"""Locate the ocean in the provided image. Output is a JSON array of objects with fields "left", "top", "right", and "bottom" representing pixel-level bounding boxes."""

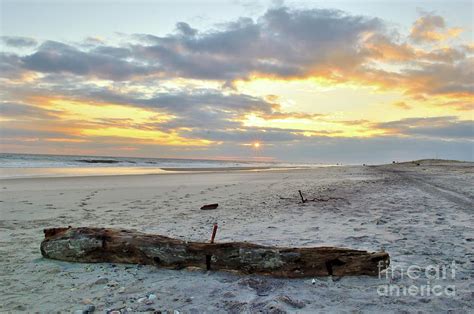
[{"left": 0, "top": 153, "right": 319, "bottom": 179}]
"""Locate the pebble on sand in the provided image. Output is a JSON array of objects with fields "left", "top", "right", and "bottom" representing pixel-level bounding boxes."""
[
  {"left": 77, "top": 304, "right": 95, "bottom": 314},
  {"left": 94, "top": 278, "right": 109, "bottom": 285}
]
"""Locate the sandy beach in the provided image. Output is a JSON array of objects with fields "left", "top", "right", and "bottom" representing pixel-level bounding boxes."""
[{"left": 0, "top": 160, "right": 472, "bottom": 312}]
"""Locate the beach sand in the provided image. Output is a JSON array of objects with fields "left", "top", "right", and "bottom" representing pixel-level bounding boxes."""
[{"left": 0, "top": 160, "right": 472, "bottom": 312}]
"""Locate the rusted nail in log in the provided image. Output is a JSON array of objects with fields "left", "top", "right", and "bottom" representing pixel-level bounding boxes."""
[
  {"left": 206, "top": 223, "right": 218, "bottom": 270},
  {"left": 210, "top": 223, "right": 218, "bottom": 243},
  {"left": 298, "top": 190, "right": 307, "bottom": 203},
  {"left": 201, "top": 203, "right": 219, "bottom": 210},
  {"left": 40, "top": 227, "right": 390, "bottom": 277}
]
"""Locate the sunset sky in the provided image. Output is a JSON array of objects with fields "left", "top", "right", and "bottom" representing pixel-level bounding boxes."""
[{"left": 1, "top": 0, "right": 472, "bottom": 163}]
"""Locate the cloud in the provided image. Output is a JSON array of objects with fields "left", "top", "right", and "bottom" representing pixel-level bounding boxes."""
[
  {"left": 0, "top": 125, "right": 77, "bottom": 140},
  {"left": 1, "top": 36, "right": 37, "bottom": 48},
  {"left": 1, "top": 7, "right": 470, "bottom": 107},
  {"left": 5, "top": 7, "right": 381, "bottom": 83},
  {"left": 374, "top": 116, "right": 473, "bottom": 140},
  {"left": 4, "top": 78, "right": 320, "bottom": 125},
  {"left": 345, "top": 52, "right": 474, "bottom": 109},
  {"left": 402, "top": 57, "right": 474, "bottom": 97},
  {"left": 409, "top": 12, "right": 462, "bottom": 44},
  {"left": 437, "top": 99, "right": 473, "bottom": 111},
  {"left": 182, "top": 127, "right": 309, "bottom": 142},
  {"left": 0, "top": 53, "right": 28, "bottom": 79},
  {"left": 82, "top": 36, "right": 106, "bottom": 46},
  {"left": 0, "top": 101, "right": 61, "bottom": 119},
  {"left": 0, "top": 81, "right": 331, "bottom": 143},
  {"left": 392, "top": 101, "right": 412, "bottom": 110},
  {"left": 131, "top": 7, "right": 382, "bottom": 82},
  {"left": 3, "top": 75, "right": 471, "bottom": 144},
  {"left": 175, "top": 22, "right": 198, "bottom": 37},
  {"left": 20, "top": 41, "right": 153, "bottom": 80},
  {"left": 363, "top": 34, "right": 416, "bottom": 61}
]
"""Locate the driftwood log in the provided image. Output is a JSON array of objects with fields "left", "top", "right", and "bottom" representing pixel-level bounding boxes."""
[
  {"left": 41, "top": 227, "right": 389, "bottom": 277},
  {"left": 200, "top": 203, "right": 219, "bottom": 210}
]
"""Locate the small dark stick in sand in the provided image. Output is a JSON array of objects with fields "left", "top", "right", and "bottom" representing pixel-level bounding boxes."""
[
  {"left": 298, "top": 190, "right": 307, "bottom": 203},
  {"left": 206, "top": 223, "right": 218, "bottom": 270},
  {"left": 210, "top": 223, "right": 218, "bottom": 243}
]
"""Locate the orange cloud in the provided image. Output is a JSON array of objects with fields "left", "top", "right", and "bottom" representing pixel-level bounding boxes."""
[
  {"left": 410, "top": 13, "right": 463, "bottom": 44},
  {"left": 3, "top": 96, "right": 216, "bottom": 147},
  {"left": 392, "top": 101, "right": 412, "bottom": 110}
]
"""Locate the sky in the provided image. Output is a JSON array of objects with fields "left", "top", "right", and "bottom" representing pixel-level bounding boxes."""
[{"left": 0, "top": 0, "right": 473, "bottom": 163}]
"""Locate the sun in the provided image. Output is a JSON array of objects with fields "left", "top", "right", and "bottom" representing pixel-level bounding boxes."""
[{"left": 253, "top": 142, "right": 261, "bottom": 149}]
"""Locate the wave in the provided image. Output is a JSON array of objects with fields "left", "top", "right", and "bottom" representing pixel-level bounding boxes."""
[{"left": 75, "top": 159, "right": 123, "bottom": 164}]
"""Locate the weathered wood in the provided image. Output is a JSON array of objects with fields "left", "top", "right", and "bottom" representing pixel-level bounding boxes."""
[
  {"left": 200, "top": 203, "right": 219, "bottom": 210},
  {"left": 40, "top": 227, "right": 389, "bottom": 277}
]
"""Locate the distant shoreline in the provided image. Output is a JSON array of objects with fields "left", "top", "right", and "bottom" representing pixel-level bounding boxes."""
[
  {"left": 0, "top": 152, "right": 281, "bottom": 165},
  {"left": 0, "top": 165, "right": 318, "bottom": 180},
  {"left": 1, "top": 159, "right": 472, "bottom": 180}
]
